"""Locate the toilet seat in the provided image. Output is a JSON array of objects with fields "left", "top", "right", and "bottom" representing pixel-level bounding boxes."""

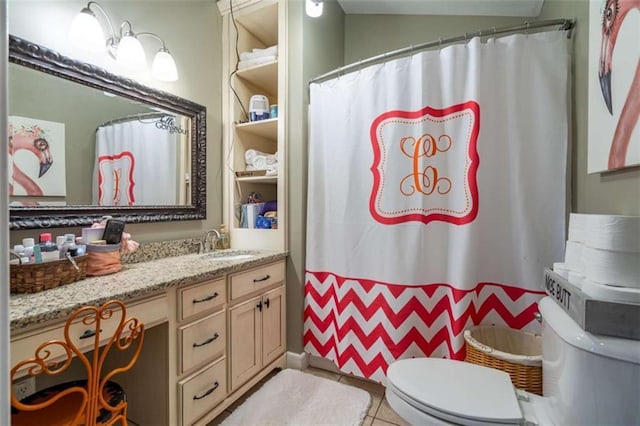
[{"left": 386, "top": 358, "right": 540, "bottom": 425}]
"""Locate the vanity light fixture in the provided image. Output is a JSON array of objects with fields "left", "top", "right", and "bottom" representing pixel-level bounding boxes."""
[
  {"left": 68, "top": 1, "right": 179, "bottom": 81},
  {"left": 305, "top": 0, "right": 324, "bottom": 18}
]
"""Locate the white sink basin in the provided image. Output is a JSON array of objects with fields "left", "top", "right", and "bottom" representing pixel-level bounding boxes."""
[{"left": 200, "top": 251, "right": 257, "bottom": 261}]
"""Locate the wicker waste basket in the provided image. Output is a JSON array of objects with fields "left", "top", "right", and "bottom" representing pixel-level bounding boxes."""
[{"left": 464, "top": 326, "right": 542, "bottom": 395}]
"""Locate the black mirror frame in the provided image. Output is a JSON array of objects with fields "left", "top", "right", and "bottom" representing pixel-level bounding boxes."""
[{"left": 8, "top": 35, "right": 206, "bottom": 230}]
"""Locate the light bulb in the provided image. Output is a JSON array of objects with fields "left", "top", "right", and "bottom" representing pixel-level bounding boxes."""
[
  {"left": 69, "top": 7, "right": 105, "bottom": 52},
  {"left": 151, "top": 49, "right": 179, "bottom": 81},
  {"left": 305, "top": 0, "right": 323, "bottom": 18},
  {"left": 116, "top": 34, "right": 147, "bottom": 71}
]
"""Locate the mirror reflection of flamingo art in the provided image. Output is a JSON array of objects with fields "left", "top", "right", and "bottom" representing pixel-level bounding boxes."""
[
  {"left": 596, "top": 0, "right": 640, "bottom": 171},
  {"left": 7, "top": 116, "right": 66, "bottom": 198},
  {"left": 8, "top": 123, "right": 53, "bottom": 196}
]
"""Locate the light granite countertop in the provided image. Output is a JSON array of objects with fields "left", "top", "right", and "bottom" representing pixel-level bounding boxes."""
[{"left": 10, "top": 249, "right": 287, "bottom": 333}]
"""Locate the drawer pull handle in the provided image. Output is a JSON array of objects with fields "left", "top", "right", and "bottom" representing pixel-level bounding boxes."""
[
  {"left": 79, "top": 329, "right": 101, "bottom": 340},
  {"left": 253, "top": 275, "right": 271, "bottom": 283},
  {"left": 193, "top": 381, "right": 219, "bottom": 400},
  {"left": 264, "top": 298, "right": 270, "bottom": 309},
  {"left": 257, "top": 301, "right": 263, "bottom": 312},
  {"left": 193, "top": 333, "right": 220, "bottom": 348},
  {"left": 193, "top": 292, "right": 219, "bottom": 304}
]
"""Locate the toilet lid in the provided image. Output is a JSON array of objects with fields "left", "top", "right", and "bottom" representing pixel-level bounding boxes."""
[{"left": 387, "top": 358, "right": 523, "bottom": 424}]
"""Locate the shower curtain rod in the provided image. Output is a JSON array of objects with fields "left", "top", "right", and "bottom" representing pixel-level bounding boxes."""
[
  {"left": 97, "top": 112, "right": 171, "bottom": 129},
  {"left": 309, "top": 18, "right": 575, "bottom": 85}
]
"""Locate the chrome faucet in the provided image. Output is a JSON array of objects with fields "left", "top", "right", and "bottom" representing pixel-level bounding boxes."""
[{"left": 203, "top": 229, "right": 221, "bottom": 253}]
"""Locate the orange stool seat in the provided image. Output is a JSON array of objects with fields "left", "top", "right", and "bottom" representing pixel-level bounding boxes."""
[
  {"left": 12, "top": 380, "right": 126, "bottom": 425},
  {"left": 10, "top": 300, "right": 144, "bottom": 426}
]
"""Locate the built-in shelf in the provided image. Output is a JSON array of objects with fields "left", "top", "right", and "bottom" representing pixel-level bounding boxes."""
[
  {"left": 235, "top": 2, "right": 279, "bottom": 46},
  {"left": 235, "top": 118, "right": 277, "bottom": 139},
  {"left": 235, "top": 176, "right": 278, "bottom": 184},
  {"left": 236, "top": 60, "right": 278, "bottom": 96}
]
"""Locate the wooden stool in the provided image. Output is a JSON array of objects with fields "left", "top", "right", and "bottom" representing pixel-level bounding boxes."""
[{"left": 11, "top": 300, "right": 144, "bottom": 425}]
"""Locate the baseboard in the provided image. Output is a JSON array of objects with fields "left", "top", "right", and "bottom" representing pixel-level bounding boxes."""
[
  {"left": 286, "top": 351, "right": 310, "bottom": 370},
  {"left": 308, "top": 354, "right": 341, "bottom": 373}
]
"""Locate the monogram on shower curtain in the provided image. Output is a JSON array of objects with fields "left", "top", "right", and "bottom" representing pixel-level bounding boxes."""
[
  {"left": 93, "top": 118, "right": 180, "bottom": 206},
  {"left": 304, "top": 31, "right": 571, "bottom": 383}
]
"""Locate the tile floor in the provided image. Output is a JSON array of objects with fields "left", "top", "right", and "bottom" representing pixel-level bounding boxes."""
[{"left": 208, "top": 367, "right": 409, "bottom": 426}]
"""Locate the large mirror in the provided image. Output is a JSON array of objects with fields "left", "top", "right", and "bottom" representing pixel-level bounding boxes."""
[{"left": 8, "top": 35, "right": 207, "bottom": 230}]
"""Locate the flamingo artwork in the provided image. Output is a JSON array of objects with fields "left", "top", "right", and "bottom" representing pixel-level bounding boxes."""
[
  {"left": 598, "top": 0, "right": 640, "bottom": 170},
  {"left": 8, "top": 122, "right": 54, "bottom": 196}
]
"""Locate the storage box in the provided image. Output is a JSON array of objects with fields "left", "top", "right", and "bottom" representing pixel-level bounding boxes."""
[{"left": 543, "top": 268, "right": 640, "bottom": 340}]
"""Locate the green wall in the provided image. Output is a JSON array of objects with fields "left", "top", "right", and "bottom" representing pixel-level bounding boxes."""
[
  {"left": 538, "top": 0, "right": 640, "bottom": 214},
  {"left": 287, "top": 0, "right": 345, "bottom": 353}
]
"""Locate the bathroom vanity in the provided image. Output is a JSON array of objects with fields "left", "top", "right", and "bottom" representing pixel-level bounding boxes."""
[{"left": 10, "top": 250, "right": 288, "bottom": 425}]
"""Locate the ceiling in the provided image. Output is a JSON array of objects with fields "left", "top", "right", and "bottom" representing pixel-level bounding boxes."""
[{"left": 335, "top": 0, "right": 545, "bottom": 17}]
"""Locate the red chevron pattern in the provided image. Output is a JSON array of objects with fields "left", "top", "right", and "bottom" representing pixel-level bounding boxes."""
[{"left": 304, "top": 270, "right": 546, "bottom": 383}]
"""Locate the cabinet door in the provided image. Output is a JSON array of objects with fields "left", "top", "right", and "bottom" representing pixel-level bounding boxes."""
[
  {"left": 261, "top": 286, "right": 285, "bottom": 366},
  {"left": 229, "top": 295, "right": 262, "bottom": 391}
]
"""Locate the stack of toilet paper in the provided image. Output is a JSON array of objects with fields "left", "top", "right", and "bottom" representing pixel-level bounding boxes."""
[{"left": 553, "top": 214, "right": 640, "bottom": 304}]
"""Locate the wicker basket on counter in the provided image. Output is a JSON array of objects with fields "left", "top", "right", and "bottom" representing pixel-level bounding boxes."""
[
  {"left": 10, "top": 254, "right": 88, "bottom": 294},
  {"left": 464, "top": 325, "right": 543, "bottom": 395}
]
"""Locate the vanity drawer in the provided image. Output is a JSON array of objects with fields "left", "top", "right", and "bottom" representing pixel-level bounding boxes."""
[
  {"left": 11, "top": 295, "right": 167, "bottom": 377},
  {"left": 179, "top": 310, "right": 226, "bottom": 374},
  {"left": 230, "top": 261, "right": 285, "bottom": 301},
  {"left": 179, "top": 278, "right": 226, "bottom": 321},
  {"left": 179, "top": 357, "right": 227, "bottom": 426}
]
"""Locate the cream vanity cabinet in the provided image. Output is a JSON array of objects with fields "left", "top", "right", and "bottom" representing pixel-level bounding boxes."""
[
  {"left": 229, "top": 261, "right": 286, "bottom": 391},
  {"left": 176, "top": 277, "right": 228, "bottom": 426},
  {"left": 177, "top": 259, "right": 286, "bottom": 425}
]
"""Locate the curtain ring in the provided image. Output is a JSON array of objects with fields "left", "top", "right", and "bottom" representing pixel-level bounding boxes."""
[
  {"left": 439, "top": 37, "right": 443, "bottom": 46},
  {"left": 525, "top": 21, "right": 530, "bottom": 37},
  {"left": 464, "top": 32, "right": 468, "bottom": 42}
]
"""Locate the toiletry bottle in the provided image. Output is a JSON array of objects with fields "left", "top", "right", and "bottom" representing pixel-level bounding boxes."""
[
  {"left": 39, "top": 233, "right": 59, "bottom": 262},
  {"left": 75, "top": 237, "right": 86, "bottom": 256},
  {"left": 61, "top": 234, "right": 78, "bottom": 258},
  {"left": 56, "top": 235, "right": 66, "bottom": 254},
  {"left": 217, "top": 224, "right": 230, "bottom": 249},
  {"left": 10, "top": 245, "right": 29, "bottom": 264},
  {"left": 33, "top": 245, "right": 43, "bottom": 263},
  {"left": 22, "top": 238, "right": 35, "bottom": 261}
]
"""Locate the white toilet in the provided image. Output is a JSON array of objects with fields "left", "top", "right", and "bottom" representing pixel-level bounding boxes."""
[{"left": 385, "top": 296, "right": 640, "bottom": 425}]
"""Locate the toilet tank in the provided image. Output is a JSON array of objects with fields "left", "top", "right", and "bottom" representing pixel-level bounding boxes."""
[{"left": 539, "top": 297, "right": 640, "bottom": 425}]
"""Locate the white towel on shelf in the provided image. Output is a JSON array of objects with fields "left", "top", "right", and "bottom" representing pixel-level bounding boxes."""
[
  {"left": 245, "top": 149, "right": 278, "bottom": 176},
  {"left": 245, "top": 149, "right": 277, "bottom": 166},
  {"left": 238, "top": 55, "right": 277, "bottom": 70},
  {"left": 240, "top": 45, "right": 278, "bottom": 61}
]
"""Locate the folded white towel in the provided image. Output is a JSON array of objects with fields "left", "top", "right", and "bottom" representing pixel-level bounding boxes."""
[
  {"left": 240, "top": 45, "right": 278, "bottom": 61},
  {"left": 245, "top": 149, "right": 278, "bottom": 175},
  {"left": 245, "top": 149, "right": 277, "bottom": 164},
  {"left": 246, "top": 165, "right": 278, "bottom": 176},
  {"left": 238, "top": 55, "right": 277, "bottom": 70}
]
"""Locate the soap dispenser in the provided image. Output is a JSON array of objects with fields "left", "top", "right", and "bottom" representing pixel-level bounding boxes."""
[{"left": 216, "top": 224, "right": 230, "bottom": 250}]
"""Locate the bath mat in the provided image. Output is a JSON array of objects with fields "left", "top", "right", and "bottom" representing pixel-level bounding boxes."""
[{"left": 221, "top": 369, "right": 371, "bottom": 426}]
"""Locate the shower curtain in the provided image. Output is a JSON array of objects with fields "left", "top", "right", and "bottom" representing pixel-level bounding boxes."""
[
  {"left": 93, "top": 118, "right": 179, "bottom": 206},
  {"left": 304, "top": 31, "right": 571, "bottom": 383}
]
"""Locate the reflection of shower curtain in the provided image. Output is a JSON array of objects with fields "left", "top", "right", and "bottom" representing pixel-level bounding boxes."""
[
  {"left": 304, "top": 32, "right": 571, "bottom": 383},
  {"left": 93, "top": 118, "right": 179, "bottom": 206}
]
